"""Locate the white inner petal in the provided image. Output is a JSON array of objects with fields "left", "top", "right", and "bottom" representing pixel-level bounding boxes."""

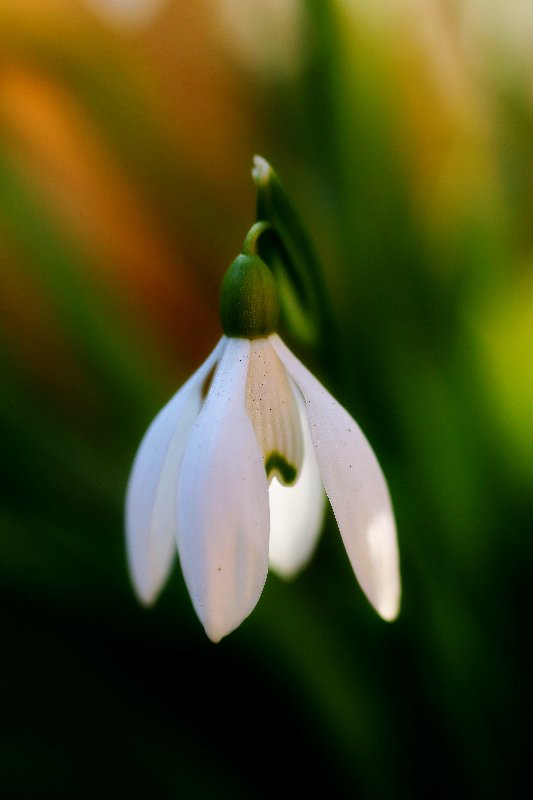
[
  {"left": 245, "top": 338, "right": 304, "bottom": 485},
  {"left": 268, "top": 384, "right": 326, "bottom": 578}
]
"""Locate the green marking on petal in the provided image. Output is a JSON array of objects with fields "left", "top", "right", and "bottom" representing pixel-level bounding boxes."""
[{"left": 265, "top": 452, "right": 297, "bottom": 486}]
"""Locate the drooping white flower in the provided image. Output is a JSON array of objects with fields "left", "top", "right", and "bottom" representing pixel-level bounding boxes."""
[{"left": 126, "top": 232, "right": 401, "bottom": 642}]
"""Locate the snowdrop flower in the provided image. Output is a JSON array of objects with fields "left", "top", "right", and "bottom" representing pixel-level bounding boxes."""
[{"left": 126, "top": 230, "right": 400, "bottom": 642}]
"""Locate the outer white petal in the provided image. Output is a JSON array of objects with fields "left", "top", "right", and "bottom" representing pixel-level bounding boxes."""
[
  {"left": 125, "top": 338, "right": 225, "bottom": 605},
  {"left": 177, "top": 338, "right": 270, "bottom": 643},
  {"left": 268, "top": 385, "right": 326, "bottom": 578},
  {"left": 271, "top": 334, "right": 401, "bottom": 621}
]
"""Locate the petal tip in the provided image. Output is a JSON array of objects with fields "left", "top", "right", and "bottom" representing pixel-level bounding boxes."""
[
  {"left": 199, "top": 608, "right": 244, "bottom": 644},
  {"left": 376, "top": 591, "right": 401, "bottom": 622},
  {"left": 203, "top": 625, "right": 225, "bottom": 644},
  {"left": 129, "top": 573, "right": 161, "bottom": 609},
  {"left": 364, "top": 511, "right": 401, "bottom": 620}
]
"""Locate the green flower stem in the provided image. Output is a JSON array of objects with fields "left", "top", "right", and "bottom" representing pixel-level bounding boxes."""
[{"left": 242, "top": 220, "right": 273, "bottom": 257}]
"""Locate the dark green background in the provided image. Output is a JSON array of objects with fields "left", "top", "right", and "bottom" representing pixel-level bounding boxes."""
[{"left": 1, "top": 2, "right": 531, "bottom": 798}]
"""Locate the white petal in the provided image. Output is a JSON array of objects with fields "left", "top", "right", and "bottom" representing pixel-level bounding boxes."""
[
  {"left": 246, "top": 338, "right": 304, "bottom": 485},
  {"left": 177, "top": 338, "right": 270, "bottom": 642},
  {"left": 125, "top": 338, "right": 225, "bottom": 605},
  {"left": 271, "top": 334, "right": 401, "bottom": 621},
  {"left": 268, "top": 385, "right": 326, "bottom": 578}
]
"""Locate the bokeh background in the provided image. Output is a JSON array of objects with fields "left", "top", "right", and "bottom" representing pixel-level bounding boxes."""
[{"left": 1, "top": 1, "right": 532, "bottom": 797}]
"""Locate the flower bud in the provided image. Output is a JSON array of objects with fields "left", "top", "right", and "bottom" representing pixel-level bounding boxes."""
[{"left": 220, "top": 252, "right": 280, "bottom": 338}]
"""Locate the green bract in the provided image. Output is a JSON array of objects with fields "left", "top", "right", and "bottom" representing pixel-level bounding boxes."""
[{"left": 220, "top": 252, "right": 280, "bottom": 339}]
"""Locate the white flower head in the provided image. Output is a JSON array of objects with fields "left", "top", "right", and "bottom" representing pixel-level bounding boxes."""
[{"left": 126, "top": 231, "right": 401, "bottom": 642}]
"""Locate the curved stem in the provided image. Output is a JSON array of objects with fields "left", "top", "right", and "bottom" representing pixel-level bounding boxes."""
[{"left": 242, "top": 221, "right": 272, "bottom": 257}]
